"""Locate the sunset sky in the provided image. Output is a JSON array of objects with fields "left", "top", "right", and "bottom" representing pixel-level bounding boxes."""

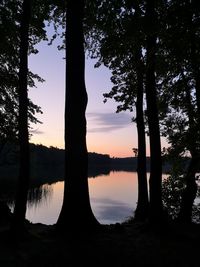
[{"left": 28, "top": 26, "right": 166, "bottom": 158}]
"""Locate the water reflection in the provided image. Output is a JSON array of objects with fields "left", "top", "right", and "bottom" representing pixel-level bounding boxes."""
[
  {"left": 2, "top": 170, "right": 200, "bottom": 225},
  {"left": 27, "top": 184, "right": 53, "bottom": 208},
  {"left": 26, "top": 182, "right": 64, "bottom": 225},
  {"left": 25, "top": 171, "right": 137, "bottom": 225},
  {"left": 91, "top": 197, "right": 134, "bottom": 224},
  {"left": 88, "top": 171, "right": 137, "bottom": 224},
  {"left": 8, "top": 184, "right": 53, "bottom": 212}
]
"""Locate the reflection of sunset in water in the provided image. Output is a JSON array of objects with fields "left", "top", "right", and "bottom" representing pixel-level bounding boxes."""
[
  {"left": 89, "top": 171, "right": 137, "bottom": 200},
  {"left": 89, "top": 171, "right": 138, "bottom": 224},
  {"left": 26, "top": 181, "right": 64, "bottom": 225},
  {"left": 26, "top": 172, "right": 138, "bottom": 225}
]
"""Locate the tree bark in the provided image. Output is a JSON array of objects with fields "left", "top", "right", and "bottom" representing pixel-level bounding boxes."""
[
  {"left": 56, "top": 0, "right": 100, "bottom": 232},
  {"left": 12, "top": 0, "right": 31, "bottom": 232},
  {"left": 145, "top": 0, "right": 163, "bottom": 224}
]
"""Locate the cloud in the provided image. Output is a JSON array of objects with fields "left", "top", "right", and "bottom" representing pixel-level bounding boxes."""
[
  {"left": 30, "top": 129, "right": 44, "bottom": 135},
  {"left": 87, "top": 112, "right": 132, "bottom": 133}
]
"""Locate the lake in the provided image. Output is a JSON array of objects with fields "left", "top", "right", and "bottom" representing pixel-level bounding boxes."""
[{"left": 25, "top": 171, "right": 138, "bottom": 225}]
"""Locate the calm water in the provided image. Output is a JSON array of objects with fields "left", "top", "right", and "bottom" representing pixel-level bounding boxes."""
[{"left": 25, "top": 171, "right": 138, "bottom": 225}]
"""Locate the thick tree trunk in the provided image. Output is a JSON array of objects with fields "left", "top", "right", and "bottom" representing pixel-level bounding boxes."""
[
  {"left": 56, "top": 0, "right": 99, "bottom": 232},
  {"left": 145, "top": 0, "right": 163, "bottom": 224},
  {"left": 12, "top": 0, "right": 31, "bottom": 232},
  {"left": 134, "top": 48, "right": 149, "bottom": 221}
]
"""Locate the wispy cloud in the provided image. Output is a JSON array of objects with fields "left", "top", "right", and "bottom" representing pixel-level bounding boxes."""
[
  {"left": 87, "top": 112, "right": 132, "bottom": 133},
  {"left": 30, "top": 129, "right": 44, "bottom": 135}
]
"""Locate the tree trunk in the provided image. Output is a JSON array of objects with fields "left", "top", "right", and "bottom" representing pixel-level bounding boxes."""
[
  {"left": 178, "top": 72, "right": 198, "bottom": 223},
  {"left": 134, "top": 47, "right": 149, "bottom": 221},
  {"left": 12, "top": 0, "right": 31, "bottom": 232},
  {"left": 56, "top": 0, "right": 100, "bottom": 232},
  {"left": 177, "top": 1, "right": 200, "bottom": 224},
  {"left": 145, "top": 0, "right": 163, "bottom": 224}
]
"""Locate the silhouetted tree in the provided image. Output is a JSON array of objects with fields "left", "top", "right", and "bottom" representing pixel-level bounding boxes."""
[
  {"left": 12, "top": 0, "right": 31, "bottom": 232},
  {"left": 157, "top": 0, "right": 200, "bottom": 223},
  {"left": 85, "top": 0, "right": 149, "bottom": 221},
  {"left": 178, "top": 0, "right": 200, "bottom": 223},
  {"left": 133, "top": 2, "right": 149, "bottom": 221},
  {"left": 56, "top": 0, "right": 100, "bottom": 231},
  {"left": 145, "top": 0, "right": 163, "bottom": 224},
  {"left": 0, "top": 0, "right": 44, "bottom": 153},
  {"left": 8, "top": 0, "right": 58, "bottom": 233}
]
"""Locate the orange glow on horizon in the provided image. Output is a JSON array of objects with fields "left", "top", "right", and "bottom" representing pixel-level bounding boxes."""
[
  {"left": 30, "top": 134, "right": 137, "bottom": 158},
  {"left": 30, "top": 139, "right": 148, "bottom": 158},
  {"left": 30, "top": 123, "right": 168, "bottom": 158}
]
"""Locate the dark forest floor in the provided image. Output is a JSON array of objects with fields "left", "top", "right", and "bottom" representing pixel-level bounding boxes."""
[{"left": 0, "top": 219, "right": 200, "bottom": 267}]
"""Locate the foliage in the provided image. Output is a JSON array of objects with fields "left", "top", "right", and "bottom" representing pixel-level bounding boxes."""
[
  {"left": 192, "top": 182, "right": 200, "bottom": 223},
  {"left": 162, "top": 171, "right": 200, "bottom": 222},
  {"left": 162, "top": 173, "right": 185, "bottom": 219},
  {"left": 85, "top": 0, "right": 146, "bottom": 115},
  {"left": 0, "top": 0, "right": 57, "bottom": 147},
  {"left": 85, "top": 0, "right": 200, "bottom": 156},
  {"left": 157, "top": 0, "right": 200, "bottom": 156},
  {"left": 158, "top": 1, "right": 200, "bottom": 221}
]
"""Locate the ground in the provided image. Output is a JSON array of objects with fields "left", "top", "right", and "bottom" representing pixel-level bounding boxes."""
[{"left": 0, "top": 220, "right": 200, "bottom": 267}]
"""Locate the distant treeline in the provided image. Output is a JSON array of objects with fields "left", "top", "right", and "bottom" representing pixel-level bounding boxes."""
[
  {"left": 0, "top": 143, "right": 192, "bottom": 185},
  {"left": 0, "top": 142, "right": 170, "bottom": 167}
]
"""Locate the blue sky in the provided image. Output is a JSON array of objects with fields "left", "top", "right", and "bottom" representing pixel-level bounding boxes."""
[{"left": 28, "top": 33, "right": 138, "bottom": 157}]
